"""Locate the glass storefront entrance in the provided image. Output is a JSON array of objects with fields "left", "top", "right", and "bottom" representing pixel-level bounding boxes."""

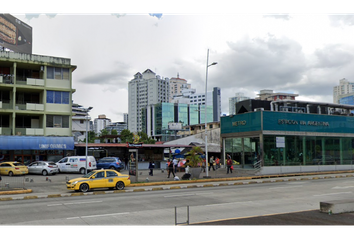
[
  {"left": 263, "top": 135, "right": 354, "bottom": 166},
  {"left": 225, "top": 137, "right": 260, "bottom": 168}
]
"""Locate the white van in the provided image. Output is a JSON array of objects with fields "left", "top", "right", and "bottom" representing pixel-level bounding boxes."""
[{"left": 57, "top": 156, "right": 97, "bottom": 174}]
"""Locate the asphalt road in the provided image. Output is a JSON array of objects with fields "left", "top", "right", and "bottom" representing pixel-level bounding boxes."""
[{"left": 2, "top": 176, "right": 354, "bottom": 225}]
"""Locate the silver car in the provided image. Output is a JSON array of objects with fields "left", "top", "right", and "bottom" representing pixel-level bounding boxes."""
[{"left": 27, "top": 161, "right": 59, "bottom": 176}]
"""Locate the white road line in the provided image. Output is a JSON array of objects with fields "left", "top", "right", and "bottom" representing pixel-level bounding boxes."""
[
  {"left": 269, "top": 185, "right": 303, "bottom": 190},
  {"left": 333, "top": 186, "right": 354, "bottom": 189},
  {"left": 67, "top": 212, "right": 130, "bottom": 220},
  {"left": 313, "top": 192, "right": 352, "bottom": 197},
  {"left": 47, "top": 200, "right": 102, "bottom": 207}
]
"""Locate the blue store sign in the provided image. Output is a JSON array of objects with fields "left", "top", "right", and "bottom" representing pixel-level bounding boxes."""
[{"left": 0, "top": 136, "right": 74, "bottom": 150}]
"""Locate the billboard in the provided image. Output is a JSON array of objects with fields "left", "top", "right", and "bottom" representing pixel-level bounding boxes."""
[
  {"left": 0, "top": 14, "right": 32, "bottom": 54},
  {"left": 168, "top": 122, "right": 182, "bottom": 130}
]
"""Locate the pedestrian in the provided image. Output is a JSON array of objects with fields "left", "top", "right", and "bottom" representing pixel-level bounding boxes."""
[
  {"left": 148, "top": 160, "right": 155, "bottom": 176},
  {"left": 167, "top": 159, "right": 175, "bottom": 178},
  {"left": 173, "top": 157, "right": 178, "bottom": 173},
  {"left": 209, "top": 156, "right": 215, "bottom": 171},
  {"left": 226, "top": 154, "right": 233, "bottom": 174},
  {"left": 215, "top": 157, "right": 220, "bottom": 169}
]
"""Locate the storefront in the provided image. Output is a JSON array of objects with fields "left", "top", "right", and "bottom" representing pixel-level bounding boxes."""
[
  {"left": 221, "top": 110, "right": 354, "bottom": 174},
  {"left": 0, "top": 136, "right": 74, "bottom": 164}
]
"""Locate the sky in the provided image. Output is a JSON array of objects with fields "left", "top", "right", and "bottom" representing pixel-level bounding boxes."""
[{"left": 5, "top": 1, "right": 354, "bottom": 123}]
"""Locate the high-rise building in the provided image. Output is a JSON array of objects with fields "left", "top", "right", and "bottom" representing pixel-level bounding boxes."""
[
  {"left": 333, "top": 78, "right": 354, "bottom": 104},
  {"left": 94, "top": 114, "right": 111, "bottom": 135},
  {"left": 128, "top": 69, "right": 170, "bottom": 133},
  {"left": 169, "top": 73, "right": 191, "bottom": 102},
  {"left": 142, "top": 102, "right": 213, "bottom": 140}
]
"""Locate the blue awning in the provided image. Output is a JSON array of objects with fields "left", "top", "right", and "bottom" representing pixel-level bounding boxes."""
[{"left": 0, "top": 136, "right": 74, "bottom": 150}]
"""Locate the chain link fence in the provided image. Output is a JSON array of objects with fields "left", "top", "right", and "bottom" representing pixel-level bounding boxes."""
[{"left": 0, "top": 176, "right": 26, "bottom": 191}]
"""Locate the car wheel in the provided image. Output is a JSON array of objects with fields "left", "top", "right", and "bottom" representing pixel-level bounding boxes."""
[
  {"left": 116, "top": 181, "right": 125, "bottom": 190},
  {"left": 79, "top": 183, "right": 89, "bottom": 193},
  {"left": 80, "top": 168, "right": 86, "bottom": 174},
  {"left": 8, "top": 171, "right": 13, "bottom": 176},
  {"left": 42, "top": 170, "right": 48, "bottom": 176},
  {"left": 109, "top": 166, "right": 115, "bottom": 170}
]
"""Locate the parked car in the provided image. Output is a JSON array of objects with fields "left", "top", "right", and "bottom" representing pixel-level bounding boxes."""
[
  {"left": 56, "top": 156, "right": 97, "bottom": 174},
  {"left": 96, "top": 157, "right": 123, "bottom": 171},
  {"left": 66, "top": 169, "right": 130, "bottom": 192},
  {"left": 27, "top": 161, "right": 59, "bottom": 176},
  {"left": 0, "top": 162, "right": 28, "bottom": 176}
]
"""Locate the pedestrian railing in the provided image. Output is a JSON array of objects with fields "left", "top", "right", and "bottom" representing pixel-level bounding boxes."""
[
  {"left": 0, "top": 176, "right": 26, "bottom": 191},
  {"left": 253, "top": 159, "right": 262, "bottom": 172}
]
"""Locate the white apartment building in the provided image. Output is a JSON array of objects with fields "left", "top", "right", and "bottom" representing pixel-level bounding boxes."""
[
  {"left": 128, "top": 69, "right": 170, "bottom": 133},
  {"left": 333, "top": 78, "right": 354, "bottom": 104},
  {"left": 94, "top": 114, "right": 111, "bottom": 135},
  {"left": 72, "top": 103, "right": 93, "bottom": 143}
]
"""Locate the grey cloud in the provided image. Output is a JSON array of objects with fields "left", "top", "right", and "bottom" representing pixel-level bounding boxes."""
[
  {"left": 313, "top": 44, "right": 354, "bottom": 68},
  {"left": 77, "top": 63, "right": 132, "bottom": 88},
  {"left": 213, "top": 36, "right": 307, "bottom": 90}
]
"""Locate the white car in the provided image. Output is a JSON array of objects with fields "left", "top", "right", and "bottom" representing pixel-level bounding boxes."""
[
  {"left": 27, "top": 161, "right": 59, "bottom": 176},
  {"left": 56, "top": 156, "right": 97, "bottom": 174}
]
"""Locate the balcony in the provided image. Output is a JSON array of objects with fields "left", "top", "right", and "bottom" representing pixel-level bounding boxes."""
[
  {"left": 0, "top": 101, "right": 13, "bottom": 110},
  {"left": 15, "top": 103, "right": 44, "bottom": 111},
  {"left": 0, "top": 127, "right": 11, "bottom": 135},
  {"left": 16, "top": 128, "right": 44, "bottom": 136},
  {"left": 26, "top": 78, "right": 45, "bottom": 86},
  {"left": 0, "top": 75, "right": 14, "bottom": 84}
]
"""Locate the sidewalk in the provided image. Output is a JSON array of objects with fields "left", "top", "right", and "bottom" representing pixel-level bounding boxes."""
[{"left": 1, "top": 168, "right": 354, "bottom": 200}]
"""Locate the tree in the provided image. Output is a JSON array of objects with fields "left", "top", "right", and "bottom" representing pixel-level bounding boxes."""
[
  {"left": 137, "top": 131, "right": 156, "bottom": 144},
  {"left": 111, "top": 129, "right": 118, "bottom": 135},
  {"left": 120, "top": 129, "right": 134, "bottom": 143},
  {"left": 185, "top": 146, "right": 204, "bottom": 167}
]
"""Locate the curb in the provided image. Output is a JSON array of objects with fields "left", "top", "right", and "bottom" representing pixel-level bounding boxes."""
[{"left": 1, "top": 171, "right": 354, "bottom": 201}]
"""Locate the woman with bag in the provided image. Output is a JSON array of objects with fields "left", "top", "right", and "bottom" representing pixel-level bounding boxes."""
[{"left": 226, "top": 154, "right": 233, "bottom": 174}]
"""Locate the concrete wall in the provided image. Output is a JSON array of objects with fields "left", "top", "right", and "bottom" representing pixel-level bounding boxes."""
[{"left": 259, "top": 164, "right": 354, "bottom": 175}]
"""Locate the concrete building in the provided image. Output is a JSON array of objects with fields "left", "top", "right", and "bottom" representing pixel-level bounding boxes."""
[
  {"left": 333, "top": 78, "right": 354, "bottom": 104},
  {"left": 72, "top": 103, "right": 93, "bottom": 143},
  {"left": 0, "top": 51, "right": 76, "bottom": 163},
  {"left": 93, "top": 114, "right": 111, "bottom": 135},
  {"left": 256, "top": 89, "right": 298, "bottom": 101},
  {"left": 128, "top": 69, "right": 170, "bottom": 133},
  {"left": 169, "top": 74, "right": 191, "bottom": 102}
]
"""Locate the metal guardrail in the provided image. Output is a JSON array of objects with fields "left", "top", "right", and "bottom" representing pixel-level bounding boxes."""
[
  {"left": 0, "top": 176, "right": 26, "bottom": 191},
  {"left": 253, "top": 160, "right": 262, "bottom": 172}
]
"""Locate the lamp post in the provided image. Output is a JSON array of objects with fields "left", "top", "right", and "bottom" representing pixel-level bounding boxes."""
[
  {"left": 205, "top": 49, "right": 217, "bottom": 178},
  {"left": 85, "top": 106, "right": 93, "bottom": 174}
]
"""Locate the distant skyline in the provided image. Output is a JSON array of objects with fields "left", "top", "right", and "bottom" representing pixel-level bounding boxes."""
[{"left": 5, "top": 2, "right": 354, "bottom": 123}]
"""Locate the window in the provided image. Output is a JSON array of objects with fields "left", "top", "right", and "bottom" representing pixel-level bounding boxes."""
[
  {"left": 46, "top": 115, "right": 70, "bottom": 128},
  {"left": 47, "top": 67, "right": 70, "bottom": 80},
  {"left": 107, "top": 171, "right": 118, "bottom": 177},
  {"left": 47, "top": 91, "right": 70, "bottom": 104}
]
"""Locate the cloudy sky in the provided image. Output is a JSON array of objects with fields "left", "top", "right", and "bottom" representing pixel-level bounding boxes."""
[{"left": 7, "top": 2, "right": 354, "bottom": 122}]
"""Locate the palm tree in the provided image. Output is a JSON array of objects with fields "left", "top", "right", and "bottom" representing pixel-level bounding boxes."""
[{"left": 186, "top": 146, "right": 204, "bottom": 167}]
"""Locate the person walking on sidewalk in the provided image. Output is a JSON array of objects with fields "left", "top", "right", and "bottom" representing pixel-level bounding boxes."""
[
  {"left": 173, "top": 157, "right": 178, "bottom": 173},
  {"left": 167, "top": 160, "right": 175, "bottom": 178},
  {"left": 226, "top": 154, "right": 233, "bottom": 174},
  {"left": 148, "top": 160, "right": 155, "bottom": 176},
  {"left": 209, "top": 156, "right": 215, "bottom": 171},
  {"left": 124, "top": 157, "right": 129, "bottom": 170}
]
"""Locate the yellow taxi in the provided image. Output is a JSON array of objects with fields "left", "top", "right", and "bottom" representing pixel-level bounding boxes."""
[
  {"left": 0, "top": 161, "right": 28, "bottom": 176},
  {"left": 66, "top": 169, "right": 131, "bottom": 192}
]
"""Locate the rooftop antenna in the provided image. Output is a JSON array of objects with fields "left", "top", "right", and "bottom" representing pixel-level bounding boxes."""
[{"left": 177, "top": 72, "right": 179, "bottom": 78}]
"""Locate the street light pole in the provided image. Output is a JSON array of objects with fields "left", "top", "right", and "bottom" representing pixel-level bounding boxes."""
[
  {"left": 85, "top": 107, "right": 93, "bottom": 175},
  {"left": 205, "top": 49, "right": 217, "bottom": 178}
]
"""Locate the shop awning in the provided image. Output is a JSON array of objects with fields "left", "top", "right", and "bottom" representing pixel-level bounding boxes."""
[{"left": 0, "top": 136, "right": 74, "bottom": 150}]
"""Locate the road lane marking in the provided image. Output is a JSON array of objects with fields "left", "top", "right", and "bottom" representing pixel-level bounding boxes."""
[
  {"left": 269, "top": 186, "right": 303, "bottom": 190},
  {"left": 313, "top": 192, "right": 352, "bottom": 197},
  {"left": 333, "top": 186, "right": 354, "bottom": 189},
  {"left": 67, "top": 212, "right": 130, "bottom": 219},
  {"left": 47, "top": 200, "right": 102, "bottom": 207}
]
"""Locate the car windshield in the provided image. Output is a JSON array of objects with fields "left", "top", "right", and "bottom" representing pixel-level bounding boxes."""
[
  {"left": 82, "top": 171, "right": 96, "bottom": 178},
  {"left": 13, "top": 163, "right": 24, "bottom": 166}
]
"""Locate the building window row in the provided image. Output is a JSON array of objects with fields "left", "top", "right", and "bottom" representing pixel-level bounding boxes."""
[
  {"left": 47, "top": 91, "right": 70, "bottom": 104},
  {"left": 47, "top": 67, "right": 69, "bottom": 80}
]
